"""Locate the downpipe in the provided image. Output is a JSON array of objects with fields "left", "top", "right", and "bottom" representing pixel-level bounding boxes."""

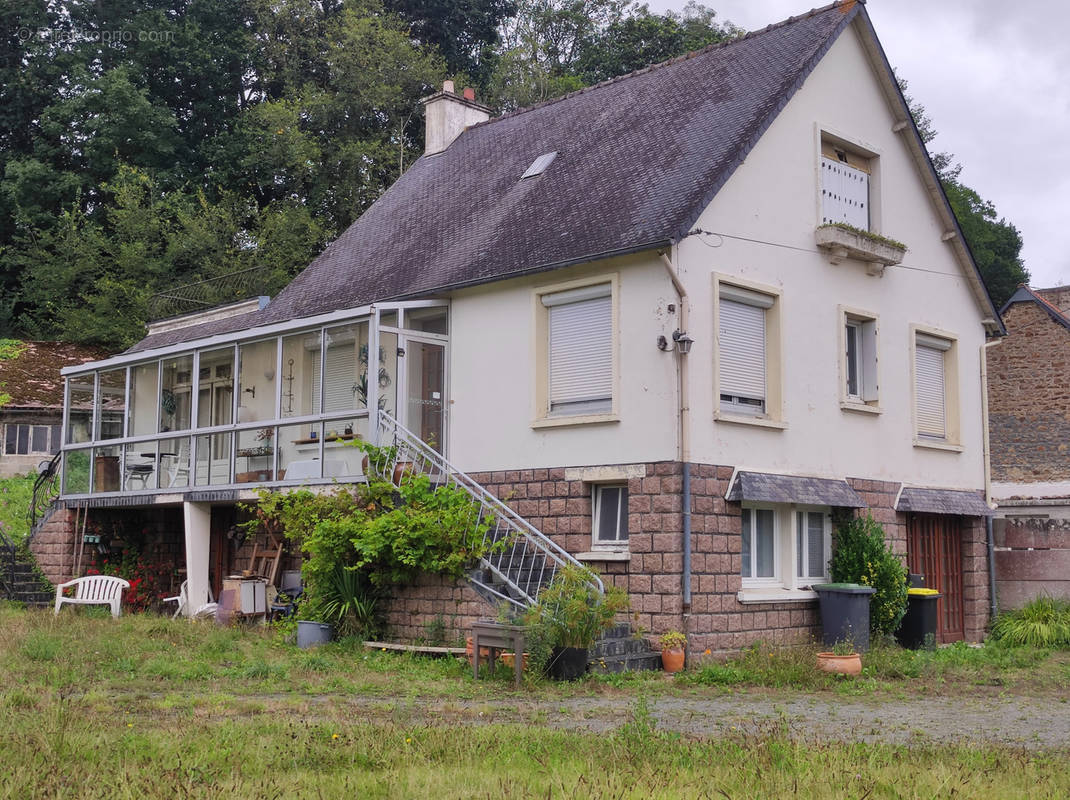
[{"left": 659, "top": 248, "right": 692, "bottom": 665}]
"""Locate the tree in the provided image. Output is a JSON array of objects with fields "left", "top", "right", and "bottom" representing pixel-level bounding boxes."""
[
  {"left": 901, "top": 77, "right": 1028, "bottom": 307},
  {"left": 487, "top": 0, "right": 735, "bottom": 111},
  {"left": 382, "top": 0, "right": 517, "bottom": 87}
]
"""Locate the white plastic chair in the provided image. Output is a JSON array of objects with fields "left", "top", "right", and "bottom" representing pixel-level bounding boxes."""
[{"left": 163, "top": 580, "right": 215, "bottom": 619}]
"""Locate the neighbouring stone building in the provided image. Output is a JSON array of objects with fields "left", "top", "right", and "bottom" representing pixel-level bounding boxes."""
[
  {"left": 0, "top": 342, "right": 107, "bottom": 478},
  {"left": 988, "top": 285, "right": 1070, "bottom": 609}
]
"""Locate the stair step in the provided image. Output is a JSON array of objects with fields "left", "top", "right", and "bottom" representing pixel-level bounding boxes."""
[{"left": 587, "top": 652, "right": 662, "bottom": 674}]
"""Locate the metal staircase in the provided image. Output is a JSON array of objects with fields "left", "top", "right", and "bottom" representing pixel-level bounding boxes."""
[
  {"left": 0, "top": 524, "right": 53, "bottom": 607},
  {"left": 375, "top": 411, "right": 602, "bottom": 611}
]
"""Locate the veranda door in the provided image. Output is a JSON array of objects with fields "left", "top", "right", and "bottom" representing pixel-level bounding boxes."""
[
  {"left": 907, "top": 514, "right": 965, "bottom": 642},
  {"left": 401, "top": 338, "right": 446, "bottom": 452}
]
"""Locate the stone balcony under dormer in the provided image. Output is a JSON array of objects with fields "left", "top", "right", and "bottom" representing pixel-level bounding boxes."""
[{"left": 815, "top": 224, "right": 906, "bottom": 277}]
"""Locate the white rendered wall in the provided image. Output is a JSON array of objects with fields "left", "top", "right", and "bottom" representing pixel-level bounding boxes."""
[
  {"left": 447, "top": 253, "right": 680, "bottom": 471},
  {"left": 677, "top": 23, "right": 988, "bottom": 491},
  {"left": 448, "top": 22, "right": 989, "bottom": 490}
]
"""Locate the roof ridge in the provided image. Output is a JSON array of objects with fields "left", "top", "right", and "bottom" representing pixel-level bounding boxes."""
[
  {"left": 471, "top": 1, "right": 857, "bottom": 129},
  {"left": 1028, "top": 286, "right": 1070, "bottom": 320}
]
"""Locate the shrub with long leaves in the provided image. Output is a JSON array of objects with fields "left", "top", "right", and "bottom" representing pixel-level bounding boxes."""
[
  {"left": 829, "top": 515, "right": 907, "bottom": 636},
  {"left": 990, "top": 596, "right": 1070, "bottom": 648}
]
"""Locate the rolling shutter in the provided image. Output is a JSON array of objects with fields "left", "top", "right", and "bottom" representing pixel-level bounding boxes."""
[
  {"left": 312, "top": 346, "right": 358, "bottom": 414},
  {"left": 543, "top": 285, "right": 612, "bottom": 414},
  {"left": 821, "top": 156, "right": 869, "bottom": 229},
  {"left": 719, "top": 297, "right": 767, "bottom": 404},
  {"left": 915, "top": 341, "right": 947, "bottom": 438}
]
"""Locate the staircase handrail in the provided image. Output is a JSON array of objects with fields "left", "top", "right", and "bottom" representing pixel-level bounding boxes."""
[
  {"left": 375, "top": 411, "right": 602, "bottom": 607},
  {"left": 30, "top": 452, "right": 61, "bottom": 530},
  {"left": 0, "top": 523, "right": 16, "bottom": 599}
]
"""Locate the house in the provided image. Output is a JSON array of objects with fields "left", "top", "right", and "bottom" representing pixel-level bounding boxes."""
[
  {"left": 36, "top": 1, "right": 1000, "bottom": 648},
  {"left": 0, "top": 342, "right": 108, "bottom": 479},
  {"left": 987, "top": 285, "right": 1070, "bottom": 609}
]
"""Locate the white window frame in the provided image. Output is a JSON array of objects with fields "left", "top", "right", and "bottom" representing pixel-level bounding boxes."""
[
  {"left": 839, "top": 306, "right": 880, "bottom": 413},
  {"left": 591, "top": 483, "right": 629, "bottom": 551},
  {"left": 794, "top": 507, "right": 832, "bottom": 585},
  {"left": 740, "top": 504, "right": 832, "bottom": 593},
  {"left": 714, "top": 276, "right": 783, "bottom": 427},
  {"left": 741, "top": 505, "right": 780, "bottom": 587},
  {"left": 532, "top": 274, "right": 619, "bottom": 428},
  {"left": 911, "top": 325, "right": 961, "bottom": 450}
]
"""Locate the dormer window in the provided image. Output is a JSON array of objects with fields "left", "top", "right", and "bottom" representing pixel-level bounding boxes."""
[{"left": 821, "top": 140, "right": 870, "bottom": 229}]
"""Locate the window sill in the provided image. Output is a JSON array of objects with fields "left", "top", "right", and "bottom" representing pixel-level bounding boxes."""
[
  {"left": 532, "top": 413, "right": 620, "bottom": 429},
  {"left": 576, "top": 550, "right": 630, "bottom": 562},
  {"left": 913, "top": 438, "right": 964, "bottom": 453},
  {"left": 714, "top": 411, "right": 787, "bottom": 430},
  {"left": 840, "top": 401, "right": 881, "bottom": 415},
  {"left": 737, "top": 588, "right": 818, "bottom": 605}
]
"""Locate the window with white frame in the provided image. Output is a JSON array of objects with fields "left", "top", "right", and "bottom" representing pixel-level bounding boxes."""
[
  {"left": 843, "top": 311, "right": 878, "bottom": 406},
  {"left": 542, "top": 283, "right": 613, "bottom": 416},
  {"left": 718, "top": 284, "right": 774, "bottom": 416},
  {"left": 914, "top": 332, "right": 952, "bottom": 440},
  {"left": 3, "top": 423, "right": 61, "bottom": 455},
  {"left": 796, "top": 510, "right": 830, "bottom": 581},
  {"left": 741, "top": 505, "right": 831, "bottom": 589},
  {"left": 821, "top": 141, "right": 871, "bottom": 229},
  {"left": 592, "top": 484, "right": 628, "bottom": 548}
]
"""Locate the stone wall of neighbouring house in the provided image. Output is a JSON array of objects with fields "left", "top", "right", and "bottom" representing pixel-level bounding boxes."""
[
  {"left": 993, "top": 513, "right": 1070, "bottom": 610},
  {"left": 987, "top": 300, "right": 1070, "bottom": 484}
]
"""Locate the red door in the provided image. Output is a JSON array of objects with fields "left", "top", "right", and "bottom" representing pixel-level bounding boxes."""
[{"left": 907, "top": 514, "right": 964, "bottom": 642}]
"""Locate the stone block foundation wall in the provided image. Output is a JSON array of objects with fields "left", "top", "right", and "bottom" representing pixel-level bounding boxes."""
[
  {"left": 379, "top": 462, "right": 991, "bottom": 650},
  {"left": 30, "top": 504, "right": 185, "bottom": 589}
]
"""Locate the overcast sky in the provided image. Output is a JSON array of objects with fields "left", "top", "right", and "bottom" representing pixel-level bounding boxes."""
[{"left": 646, "top": 0, "right": 1069, "bottom": 289}]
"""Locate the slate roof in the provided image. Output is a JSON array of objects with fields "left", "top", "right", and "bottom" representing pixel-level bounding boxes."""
[
  {"left": 0, "top": 341, "right": 110, "bottom": 409},
  {"left": 726, "top": 471, "right": 865, "bottom": 508},
  {"left": 127, "top": 1, "right": 861, "bottom": 354},
  {"left": 895, "top": 487, "right": 994, "bottom": 517},
  {"left": 1000, "top": 285, "right": 1070, "bottom": 331}
]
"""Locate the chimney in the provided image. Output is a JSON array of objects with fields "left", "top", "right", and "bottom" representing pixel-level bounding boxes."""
[{"left": 421, "top": 81, "right": 491, "bottom": 155}]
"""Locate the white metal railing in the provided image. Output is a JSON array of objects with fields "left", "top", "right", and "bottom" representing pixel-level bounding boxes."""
[{"left": 375, "top": 411, "right": 601, "bottom": 610}]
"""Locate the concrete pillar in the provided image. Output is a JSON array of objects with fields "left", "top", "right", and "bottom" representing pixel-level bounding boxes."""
[{"left": 183, "top": 502, "right": 211, "bottom": 617}]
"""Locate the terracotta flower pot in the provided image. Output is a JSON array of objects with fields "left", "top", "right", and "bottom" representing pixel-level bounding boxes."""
[
  {"left": 816, "top": 652, "right": 862, "bottom": 676},
  {"left": 465, "top": 637, "right": 493, "bottom": 666},
  {"left": 392, "top": 461, "right": 414, "bottom": 484},
  {"left": 499, "top": 652, "right": 529, "bottom": 672},
  {"left": 661, "top": 647, "right": 685, "bottom": 673}
]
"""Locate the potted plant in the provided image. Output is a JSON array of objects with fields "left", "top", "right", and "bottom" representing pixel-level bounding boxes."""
[
  {"left": 816, "top": 638, "right": 862, "bottom": 676},
  {"left": 524, "top": 565, "right": 629, "bottom": 681},
  {"left": 659, "top": 631, "right": 687, "bottom": 673}
]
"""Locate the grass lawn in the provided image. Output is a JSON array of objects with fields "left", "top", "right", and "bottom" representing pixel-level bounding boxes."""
[{"left": 1, "top": 604, "right": 1068, "bottom": 798}]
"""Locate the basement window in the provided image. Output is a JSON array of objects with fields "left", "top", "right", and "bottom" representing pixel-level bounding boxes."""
[{"left": 521, "top": 151, "right": 557, "bottom": 179}]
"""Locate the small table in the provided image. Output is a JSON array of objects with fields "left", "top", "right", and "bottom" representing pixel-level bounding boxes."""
[{"left": 471, "top": 621, "right": 527, "bottom": 687}]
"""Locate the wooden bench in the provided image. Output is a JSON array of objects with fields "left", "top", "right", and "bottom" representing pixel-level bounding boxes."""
[{"left": 54, "top": 575, "right": 130, "bottom": 618}]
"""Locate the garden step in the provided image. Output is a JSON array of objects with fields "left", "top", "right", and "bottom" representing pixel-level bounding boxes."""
[{"left": 587, "top": 652, "right": 662, "bottom": 674}]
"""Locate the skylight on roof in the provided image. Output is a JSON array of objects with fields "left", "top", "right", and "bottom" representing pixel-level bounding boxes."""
[{"left": 521, "top": 151, "right": 557, "bottom": 179}]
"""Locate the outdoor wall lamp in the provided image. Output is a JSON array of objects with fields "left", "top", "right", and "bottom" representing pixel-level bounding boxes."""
[{"left": 672, "top": 330, "right": 693, "bottom": 355}]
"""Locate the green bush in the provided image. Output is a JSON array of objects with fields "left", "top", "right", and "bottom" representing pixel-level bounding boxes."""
[
  {"left": 829, "top": 515, "right": 907, "bottom": 636},
  {"left": 990, "top": 596, "right": 1070, "bottom": 648},
  {"left": 523, "top": 565, "right": 629, "bottom": 651}
]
